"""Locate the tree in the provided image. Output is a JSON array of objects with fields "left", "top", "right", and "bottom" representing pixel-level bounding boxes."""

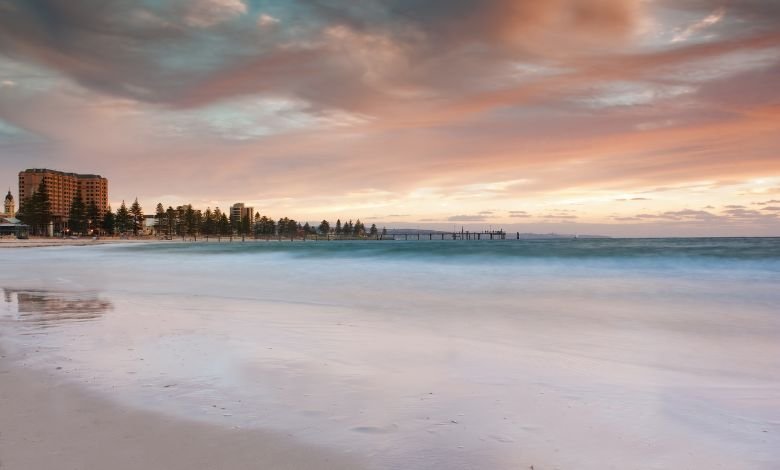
[
  {"left": 218, "top": 213, "right": 230, "bottom": 235},
  {"left": 68, "top": 193, "right": 87, "bottom": 235},
  {"left": 229, "top": 211, "right": 239, "bottom": 234},
  {"left": 353, "top": 219, "right": 364, "bottom": 237},
  {"left": 193, "top": 209, "right": 202, "bottom": 238},
  {"left": 102, "top": 206, "right": 115, "bottom": 235},
  {"left": 369, "top": 223, "right": 378, "bottom": 237},
  {"left": 155, "top": 203, "right": 165, "bottom": 236},
  {"left": 318, "top": 220, "right": 330, "bottom": 235},
  {"left": 116, "top": 201, "right": 130, "bottom": 234},
  {"left": 241, "top": 213, "right": 251, "bottom": 237},
  {"left": 87, "top": 202, "right": 100, "bottom": 234},
  {"left": 335, "top": 219, "right": 342, "bottom": 236},
  {"left": 130, "top": 198, "right": 143, "bottom": 236},
  {"left": 255, "top": 215, "right": 275, "bottom": 236},
  {"left": 203, "top": 208, "right": 214, "bottom": 236},
  {"left": 165, "top": 206, "right": 176, "bottom": 237},
  {"left": 17, "top": 180, "right": 52, "bottom": 236},
  {"left": 184, "top": 204, "right": 195, "bottom": 236}
]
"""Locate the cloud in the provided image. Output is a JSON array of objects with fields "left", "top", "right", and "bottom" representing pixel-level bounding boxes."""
[
  {"left": 448, "top": 214, "right": 487, "bottom": 222},
  {"left": 0, "top": 1, "right": 779, "bottom": 236},
  {"left": 509, "top": 210, "right": 531, "bottom": 218},
  {"left": 671, "top": 7, "right": 725, "bottom": 43},
  {"left": 258, "top": 13, "right": 280, "bottom": 27},
  {"left": 184, "top": 0, "right": 247, "bottom": 27}
]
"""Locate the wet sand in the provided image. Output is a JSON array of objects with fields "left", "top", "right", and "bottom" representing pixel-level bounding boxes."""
[
  {"left": 0, "top": 352, "right": 365, "bottom": 470},
  {"left": 1, "top": 241, "right": 779, "bottom": 469}
]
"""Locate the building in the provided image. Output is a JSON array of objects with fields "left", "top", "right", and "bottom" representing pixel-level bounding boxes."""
[
  {"left": 18, "top": 169, "right": 108, "bottom": 230},
  {"left": 2, "top": 190, "right": 14, "bottom": 217},
  {"left": 0, "top": 190, "right": 26, "bottom": 238},
  {"left": 230, "top": 203, "right": 255, "bottom": 223}
]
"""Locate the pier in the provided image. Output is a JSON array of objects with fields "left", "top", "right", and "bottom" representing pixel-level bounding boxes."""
[{"left": 377, "top": 230, "right": 507, "bottom": 241}]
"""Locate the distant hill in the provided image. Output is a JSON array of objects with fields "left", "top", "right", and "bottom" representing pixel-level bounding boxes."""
[
  {"left": 515, "top": 233, "right": 611, "bottom": 239},
  {"left": 385, "top": 228, "right": 610, "bottom": 239}
]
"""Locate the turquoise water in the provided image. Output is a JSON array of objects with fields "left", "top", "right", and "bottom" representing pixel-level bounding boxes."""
[
  {"left": 1, "top": 238, "right": 779, "bottom": 469},
  {"left": 115, "top": 237, "right": 780, "bottom": 261}
]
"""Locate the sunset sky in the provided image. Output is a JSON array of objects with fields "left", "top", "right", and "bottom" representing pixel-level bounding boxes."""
[{"left": 1, "top": 0, "right": 779, "bottom": 236}]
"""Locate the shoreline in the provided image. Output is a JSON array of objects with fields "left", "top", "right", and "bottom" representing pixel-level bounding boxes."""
[
  {"left": 0, "top": 238, "right": 163, "bottom": 248},
  {"left": 0, "top": 351, "right": 366, "bottom": 470}
]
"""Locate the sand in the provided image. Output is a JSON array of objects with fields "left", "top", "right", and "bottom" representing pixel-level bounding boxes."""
[
  {"left": 0, "top": 353, "right": 365, "bottom": 470},
  {"left": 0, "top": 237, "right": 162, "bottom": 248},
  {"left": 2, "top": 241, "right": 779, "bottom": 469}
]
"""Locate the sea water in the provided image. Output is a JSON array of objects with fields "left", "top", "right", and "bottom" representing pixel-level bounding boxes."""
[{"left": 1, "top": 238, "right": 779, "bottom": 469}]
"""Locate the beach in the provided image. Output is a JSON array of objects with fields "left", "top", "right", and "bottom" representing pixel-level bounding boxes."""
[
  {"left": 0, "top": 237, "right": 161, "bottom": 248},
  {"left": 1, "top": 239, "right": 779, "bottom": 469},
  {"left": 0, "top": 355, "right": 364, "bottom": 470}
]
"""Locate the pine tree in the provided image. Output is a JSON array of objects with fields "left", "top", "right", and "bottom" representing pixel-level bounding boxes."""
[
  {"left": 318, "top": 220, "right": 330, "bottom": 235},
  {"left": 166, "top": 206, "right": 176, "bottom": 236},
  {"left": 184, "top": 204, "right": 195, "bottom": 236},
  {"left": 353, "top": 219, "right": 364, "bottom": 237},
  {"left": 130, "top": 198, "right": 143, "bottom": 236},
  {"left": 203, "top": 208, "right": 214, "bottom": 236},
  {"left": 87, "top": 202, "right": 100, "bottom": 234},
  {"left": 102, "top": 206, "right": 115, "bottom": 235},
  {"left": 218, "top": 213, "right": 230, "bottom": 235},
  {"left": 335, "top": 219, "right": 342, "bottom": 236},
  {"left": 18, "top": 180, "right": 52, "bottom": 236},
  {"left": 369, "top": 224, "right": 378, "bottom": 237},
  {"left": 116, "top": 201, "right": 131, "bottom": 235},
  {"left": 155, "top": 203, "right": 165, "bottom": 236},
  {"left": 68, "top": 193, "right": 87, "bottom": 234},
  {"left": 241, "top": 214, "right": 251, "bottom": 237}
]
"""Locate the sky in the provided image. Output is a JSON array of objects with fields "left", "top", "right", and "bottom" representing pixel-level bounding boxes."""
[{"left": 0, "top": 0, "right": 779, "bottom": 236}]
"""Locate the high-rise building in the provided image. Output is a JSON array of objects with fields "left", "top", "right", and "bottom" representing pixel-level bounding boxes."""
[
  {"left": 18, "top": 169, "right": 109, "bottom": 227},
  {"left": 230, "top": 203, "right": 255, "bottom": 223}
]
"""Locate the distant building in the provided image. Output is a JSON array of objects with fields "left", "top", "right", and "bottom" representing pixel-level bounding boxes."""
[
  {"left": 230, "top": 203, "right": 255, "bottom": 223},
  {"left": 18, "top": 169, "right": 108, "bottom": 230},
  {"left": 3, "top": 189, "right": 14, "bottom": 217},
  {"left": 143, "top": 214, "right": 158, "bottom": 235}
]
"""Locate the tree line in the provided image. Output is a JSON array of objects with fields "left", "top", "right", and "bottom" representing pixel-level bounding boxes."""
[{"left": 16, "top": 181, "right": 386, "bottom": 239}]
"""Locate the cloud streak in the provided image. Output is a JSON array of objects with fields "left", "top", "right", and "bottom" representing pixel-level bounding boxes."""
[{"left": 0, "top": 0, "right": 778, "bottom": 236}]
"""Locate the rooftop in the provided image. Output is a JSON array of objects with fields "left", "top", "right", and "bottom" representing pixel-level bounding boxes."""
[{"left": 21, "top": 168, "right": 105, "bottom": 179}]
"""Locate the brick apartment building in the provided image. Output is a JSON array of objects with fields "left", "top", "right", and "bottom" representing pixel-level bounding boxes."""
[{"left": 18, "top": 168, "right": 109, "bottom": 228}]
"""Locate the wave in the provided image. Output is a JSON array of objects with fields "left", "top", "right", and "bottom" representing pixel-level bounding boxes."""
[{"left": 112, "top": 237, "right": 780, "bottom": 262}]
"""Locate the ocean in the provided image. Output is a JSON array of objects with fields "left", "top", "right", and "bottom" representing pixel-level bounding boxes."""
[{"left": 2, "top": 238, "right": 779, "bottom": 469}]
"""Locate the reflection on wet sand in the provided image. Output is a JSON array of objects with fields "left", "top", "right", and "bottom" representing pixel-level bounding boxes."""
[{"left": 2, "top": 288, "right": 112, "bottom": 326}]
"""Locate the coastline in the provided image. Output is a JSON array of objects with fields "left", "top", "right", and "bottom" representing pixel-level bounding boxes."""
[
  {"left": 0, "top": 351, "right": 365, "bottom": 470},
  {"left": 0, "top": 238, "right": 163, "bottom": 248}
]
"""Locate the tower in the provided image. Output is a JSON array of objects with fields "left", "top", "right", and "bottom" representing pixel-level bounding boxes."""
[{"left": 3, "top": 189, "right": 13, "bottom": 216}]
